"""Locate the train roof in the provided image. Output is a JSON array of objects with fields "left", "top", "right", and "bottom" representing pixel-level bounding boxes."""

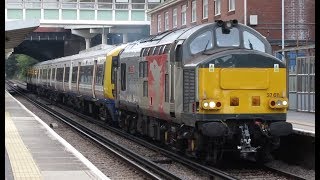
[{"left": 33, "top": 44, "right": 123, "bottom": 67}]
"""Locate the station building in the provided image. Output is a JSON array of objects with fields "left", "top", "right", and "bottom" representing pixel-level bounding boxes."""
[{"left": 148, "top": 0, "right": 315, "bottom": 52}]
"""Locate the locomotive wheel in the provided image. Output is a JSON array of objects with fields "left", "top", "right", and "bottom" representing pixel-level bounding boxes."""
[{"left": 98, "top": 106, "right": 107, "bottom": 121}]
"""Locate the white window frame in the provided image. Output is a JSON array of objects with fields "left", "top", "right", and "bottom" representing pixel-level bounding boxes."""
[
  {"left": 172, "top": 8, "right": 177, "bottom": 28},
  {"left": 181, "top": 4, "right": 186, "bottom": 26},
  {"left": 229, "top": 0, "right": 235, "bottom": 11},
  {"left": 214, "top": 0, "right": 221, "bottom": 16},
  {"left": 191, "top": 0, "right": 197, "bottom": 22},
  {"left": 157, "top": 14, "right": 161, "bottom": 33},
  {"left": 164, "top": 11, "right": 169, "bottom": 31},
  {"left": 203, "top": 0, "right": 208, "bottom": 19}
]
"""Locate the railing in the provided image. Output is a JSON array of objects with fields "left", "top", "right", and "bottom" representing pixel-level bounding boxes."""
[
  {"left": 5, "top": 1, "right": 159, "bottom": 10},
  {"left": 275, "top": 45, "right": 315, "bottom": 112}
]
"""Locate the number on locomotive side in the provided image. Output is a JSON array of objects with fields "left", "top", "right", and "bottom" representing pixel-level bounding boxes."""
[{"left": 267, "top": 93, "right": 280, "bottom": 97}]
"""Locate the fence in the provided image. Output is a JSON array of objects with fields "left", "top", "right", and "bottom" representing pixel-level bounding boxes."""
[{"left": 274, "top": 45, "right": 315, "bottom": 112}]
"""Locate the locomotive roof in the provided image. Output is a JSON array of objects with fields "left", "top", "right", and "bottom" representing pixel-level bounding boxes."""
[{"left": 120, "top": 21, "right": 271, "bottom": 58}]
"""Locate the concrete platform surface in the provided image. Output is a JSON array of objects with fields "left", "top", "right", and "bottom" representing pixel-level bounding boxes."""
[
  {"left": 5, "top": 90, "right": 110, "bottom": 180},
  {"left": 287, "top": 110, "right": 315, "bottom": 137}
]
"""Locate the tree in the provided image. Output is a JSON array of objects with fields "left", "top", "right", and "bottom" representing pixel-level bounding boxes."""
[
  {"left": 5, "top": 55, "right": 18, "bottom": 79},
  {"left": 16, "top": 54, "right": 39, "bottom": 81}
]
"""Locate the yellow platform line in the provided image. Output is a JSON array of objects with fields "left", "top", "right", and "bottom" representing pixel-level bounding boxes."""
[{"left": 5, "top": 112, "right": 42, "bottom": 180}]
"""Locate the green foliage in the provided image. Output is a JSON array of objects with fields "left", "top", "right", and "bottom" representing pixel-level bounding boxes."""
[
  {"left": 5, "top": 55, "right": 18, "bottom": 78},
  {"left": 5, "top": 54, "right": 39, "bottom": 81}
]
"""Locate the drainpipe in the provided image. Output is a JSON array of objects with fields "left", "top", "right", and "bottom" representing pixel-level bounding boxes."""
[{"left": 244, "top": 0, "right": 247, "bottom": 25}]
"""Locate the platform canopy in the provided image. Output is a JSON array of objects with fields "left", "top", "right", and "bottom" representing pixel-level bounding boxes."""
[{"left": 5, "top": 19, "right": 40, "bottom": 58}]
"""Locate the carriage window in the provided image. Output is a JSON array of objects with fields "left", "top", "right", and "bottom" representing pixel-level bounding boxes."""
[
  {"left": 56, "top": 68, "right": 64, "bottom": 82},
  {"left": 154, "top": 46, "right": 160, "bottom": 55},
  {"left": 243, "top": 31, "right": 266, "bottom": 52},
  {"left": 139, "top": 61, "right": 148, "bottom": 78},
  {"left": 42, "top": 69, "right": 47, "bottom": 81},
  {"left": 143, "top": 48, "right": 149, "bottom": 57},
  {"left": 163, "top": 44, "right": 171, "bottom": 54},
  {"left": 190, "top": 31, "right": 213, "bottom": 54},
  {"left": 121, "top": 63, "right": 126, "bottom": 91},
  {"left": 148, "top": 47, "right": 155, "bottom": 56},
  {"left": 80, "top": 65, "right": 94, "bottom": 84},
  {"left": 52, "top": 68, "right": 56, "bottom": 81},
  {"left": 96, "top": 64, "right": 104, "bottom": 85},
  {"left": 216, "top": 27, "right": 240, "bottom": 47},
  {"left": 64, "top": 67, "right": 70, "bottom": 82},
  {"left": 72, "top": 66, "right": 78, "bottom": 83},
  {"left": 48, "top": 68, "right": 51, "bottom": 82}
]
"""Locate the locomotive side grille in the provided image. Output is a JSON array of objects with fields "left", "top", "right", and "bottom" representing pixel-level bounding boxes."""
[{"left": 183, "top": 69, "right": 196, "bottom": 112}]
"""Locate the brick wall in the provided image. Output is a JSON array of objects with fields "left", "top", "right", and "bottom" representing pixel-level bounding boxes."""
[{"left": 150, "top": 0, "right": 315, "bottom": 47}]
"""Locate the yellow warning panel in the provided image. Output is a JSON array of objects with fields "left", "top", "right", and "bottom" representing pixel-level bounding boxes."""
[{"left": 5, "top": 112, "right": 42, "bottom": 180}]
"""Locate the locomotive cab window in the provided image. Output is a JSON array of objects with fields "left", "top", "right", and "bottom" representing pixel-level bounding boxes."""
[
  {"left": 190, "top": 30, "right": 213, "bottom": 54},
  {"left": 216, "top": 27, "right": 240, "bottom": 47},
  {"left": 243, "top": 31, "right": 266, "bottom": 52}
]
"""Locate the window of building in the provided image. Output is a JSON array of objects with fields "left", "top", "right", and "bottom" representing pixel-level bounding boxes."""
[
  {"left": 172, "top": 8, "right": 177, "bottom": 28},
  {"left": 181, "top": 4, "right": 186, "bottom": 26},
  {"left": 164, "top": 12, "right": 169, "bottom": 31},
  {"left": 214, "top": 0, "right": 221, "bottom": 15},
  {"left": 190, "top": 31, "right": 213, "bottom": 54},
  {"left": 203, "top": 0, "right": 208, "bottom": 19},
  {"left": 229, "top": 0, "right": 235, "bottom": 11},
  {"left": 157, "top": 14, "right": 161, "bottom": 33},
  {"left": 243, "top": 31, "right": 266, "bottom": 52},
  {"left": 191, "top": 1, "right": 197, "bottom": 22}
]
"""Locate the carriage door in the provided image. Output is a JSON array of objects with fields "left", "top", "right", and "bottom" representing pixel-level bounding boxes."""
[
  {"left": 92, "top": 60, "right": 97, "bottom": 99},
  {"left": 62, "top": 64, "right": 66, "bottom": 91},
  {"left": 111, "top": 56, "right": 118, "bottom": 98},
  {"left": 76, "top": 62, "right": 81, "bottom": 94},
  {"left": 170, "top": 40, "right": 183, "bottom": 117}
]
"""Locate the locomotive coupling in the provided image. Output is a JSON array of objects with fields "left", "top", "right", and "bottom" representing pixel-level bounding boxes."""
[{"left": 269, "top": 121, "right": 293, "bottom": 136}]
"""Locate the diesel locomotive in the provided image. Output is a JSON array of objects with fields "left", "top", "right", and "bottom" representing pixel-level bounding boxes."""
[{"left": 27, "top": 20, "right": 292, "bottom": 164}]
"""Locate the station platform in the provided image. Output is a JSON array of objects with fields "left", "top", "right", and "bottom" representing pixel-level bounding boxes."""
[
  {"left": 287, "top": 110, "right": 315, "bottom": 137},
  {"left": 5, "top": 90, "right": 109, "bottom": 180}
]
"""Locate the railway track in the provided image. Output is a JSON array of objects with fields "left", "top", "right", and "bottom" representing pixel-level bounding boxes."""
[{"left": 7, "top": 80, "right": 307, "bottom": 180}]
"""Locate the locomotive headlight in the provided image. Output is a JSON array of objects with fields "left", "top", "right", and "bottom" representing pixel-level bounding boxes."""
[
  {"left": 226, "top": 21, "right": 232, "bottom": 28},
  {"left": 203, "top": 102, "right": 209, "bottom": 108},
  {"left": 209, "top": 101, "right": 216, "bottom": 108},
  {"left": 276, "top": 100, "right": 282, "bottom": 106},
  {"left": 282, "top": 100, "right": 288, "bottom": 106}
]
